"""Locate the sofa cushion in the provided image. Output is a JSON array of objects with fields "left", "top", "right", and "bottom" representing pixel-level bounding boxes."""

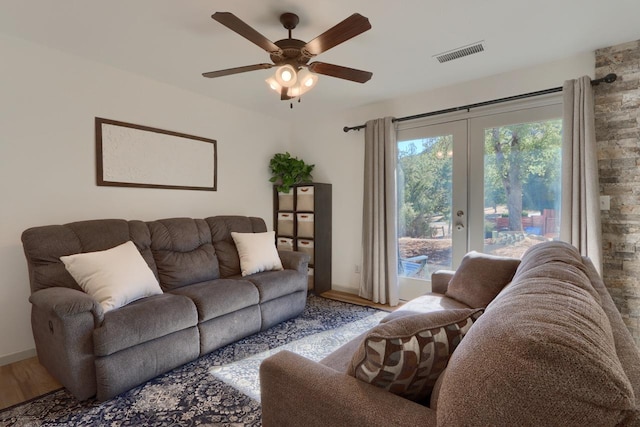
[
  {"left": 231, "top": 231, "right": 283, "bottom": 276},
  {"left": 60, "top": 241, "right": 163, "bottom": 313},
  {"left": 242, "top": 269, "right": 308, "bottom": 303},
  {"left": 170, "top": 278, "right": 260, "bottom": 322},
  {"left": 93, "top": 293, "right": 197, "bottom": 357},
  {"left": 581, "top": 253, "right": 640, "bottom": 417},
  {"left": 147, "top": 218, "right": 220, "bottom": 290},
  {"left": 206, "top": 216, "right": 268, "bottom": 278},
  {"left": 22, "top": 219, "right": 155, "bottom": 294},
  {"left": 445, "top": 251, "right": 520, "bottom": 308},
  {"left": 348, "top": 309, "right": 483, "bottom": 402},
  {"left": 510, "top": 240, "right": 602, "bottom": 304},
  {"left": 380, "top": 293, "right": 470, "bottom": 323},
  {"left": 436, "top": 254, "right": 637, "bottom": 425}
]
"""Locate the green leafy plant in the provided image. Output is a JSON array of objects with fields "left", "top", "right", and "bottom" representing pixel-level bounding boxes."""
[{"left": 269, "top": 152, "right": 314, "bottom": 193}]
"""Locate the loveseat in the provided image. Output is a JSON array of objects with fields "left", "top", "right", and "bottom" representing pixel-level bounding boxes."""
[
  {"left": 22, "top": 215, "right": 309, "bottom": 401},
  {"left": 260, "top": 241, "right": 640, "bottom": 426}
]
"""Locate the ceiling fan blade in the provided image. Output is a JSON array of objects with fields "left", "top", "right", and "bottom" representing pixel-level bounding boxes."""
[
  {"left": 202, "top": 63, "right": 273, "bottom": 78},
  {"left": 307, "top": 62, "right": 372, "bottom": 83},
  {"left": 302, "top": 13, "right": 371, "bottom": 56},
  {"left": 212, "top": 12, "right": 283, "bottom": 56}
]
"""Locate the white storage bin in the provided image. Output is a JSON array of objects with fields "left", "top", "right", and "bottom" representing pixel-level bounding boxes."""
[
  {"left": 297, "top": 239, "right": 314, "bottom": 265},
  {"left": 296, "top": 186, "right": 314, "bottom": 211},
  {"left": 276, "top": 237, "right": 294, "bottom": 252},
  {"left": 296, "top": 213, "right": 314, "bottom": 238},
  {"left": 307, "top": 267, "right": 314, "bottom": 291},
  {"left": 277, "top": 212, "right": 294, "bottom": 236},
  {"left": 278, "top": 191, "right": 294, "bottom": 211}
]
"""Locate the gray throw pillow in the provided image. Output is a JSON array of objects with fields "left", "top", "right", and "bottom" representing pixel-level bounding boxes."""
[{"left": 445, "top": 251, "right": 520, "bottom": 308}]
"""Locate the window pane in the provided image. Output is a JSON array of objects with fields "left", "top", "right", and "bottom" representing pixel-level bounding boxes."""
[
  {"left": 483, "top": 119, "right": 562, "bottom": 258},
  {"left": 397, "top": 136, "right": 453, "bottom": 279}
]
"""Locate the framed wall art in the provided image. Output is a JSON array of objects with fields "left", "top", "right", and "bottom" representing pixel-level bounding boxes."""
[{"left": 96, "top": 117, "right": 217, "bottom": 191}]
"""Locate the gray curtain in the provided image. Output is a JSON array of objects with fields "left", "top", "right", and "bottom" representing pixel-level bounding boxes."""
[
  {"left": 561, "top": 76, "right": 603, "bottom": 273},
  {"left": 359, "top": 117, "right": 399, "bottom": 306}
]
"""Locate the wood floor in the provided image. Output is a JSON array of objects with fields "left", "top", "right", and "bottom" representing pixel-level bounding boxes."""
[
  {"left": 0, "top": 356, "right": 61, "bottom": 410},
  {"left": 320, "top": 290, "right": 401, "bottom": 312},
  {"left": 0, "top": 291, "right": 395, "bottom": 410}
]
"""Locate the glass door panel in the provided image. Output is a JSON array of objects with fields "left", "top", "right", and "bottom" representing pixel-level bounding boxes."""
[
  {"left": 469, "top": 104, "right": 563, "bottom": 258},
  {"left": 394, "top": 101, "right": 562, "bottom": 300},
  {"left": 396, "top": 120, "right": 467, "bottom": 298}
]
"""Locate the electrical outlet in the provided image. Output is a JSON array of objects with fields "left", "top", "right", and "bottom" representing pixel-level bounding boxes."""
[
  {"left": 354, "top": 264, "right": 361, "bottom": 274},
  {"left": 600, "top": 195, "right": 611, "bottom": 211}
]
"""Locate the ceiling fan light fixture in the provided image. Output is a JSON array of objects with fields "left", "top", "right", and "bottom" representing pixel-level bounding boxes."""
[
  {"left": 288, "top": 86, "right": 302, "bottom": 98},
  {"left": 275, "top": 64, "right": 298, "bottom": 87},
  {"left": 298, "top": 69, "right": 318, "bottom": 90},
  {"left": 265, "top": 76, "right": 282, "bottom": 92},
  {"left": 287, "top": 70, "right": 318, "bottom": 98}
]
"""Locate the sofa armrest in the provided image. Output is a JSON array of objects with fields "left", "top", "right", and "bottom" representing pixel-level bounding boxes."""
[
  {"left": 260, "top": 350, "right": 436, "bottom": 427},
  {"left": 431, "top": 270, "right": 455, "bottom": 294},
  {"left": 29, "top": 287, "right": 102, "bottom": 400},
  {"left": 29, "top": 287, "right": 104, "bottom": 325},
  {"left": 278, "top": 250, "right": 310, "bottom": 274}
]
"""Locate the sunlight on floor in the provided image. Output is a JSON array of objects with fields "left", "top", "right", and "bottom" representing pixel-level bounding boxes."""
[{"left": 209, "top": 311, "right": 387, "bottom": 401}]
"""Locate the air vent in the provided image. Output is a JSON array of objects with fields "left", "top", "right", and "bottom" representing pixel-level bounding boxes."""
[{"left": 434, "top": 41, "right": 485, "bottom": 63}]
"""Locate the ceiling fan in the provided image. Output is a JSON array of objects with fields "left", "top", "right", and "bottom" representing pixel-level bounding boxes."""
[{"left": 202, "top": 11, "right": 373, "bottom": 101}]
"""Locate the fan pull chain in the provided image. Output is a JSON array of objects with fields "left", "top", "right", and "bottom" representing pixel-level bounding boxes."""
[{"left": 289, "top": 97, "right": 302, "bottom": 109}]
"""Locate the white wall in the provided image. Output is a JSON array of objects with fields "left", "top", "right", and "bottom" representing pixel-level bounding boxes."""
[
  {"left": 0, "top": 34, "right": 291, "bottom": 363},
  {"left": 0, "top": 33, "right": 597, "bottom": 363},
  {"left": 292, "top": 52, "right": 595, "bottom": 295}
]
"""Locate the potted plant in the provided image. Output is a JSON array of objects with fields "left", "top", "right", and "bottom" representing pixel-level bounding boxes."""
[{"left": 269, "top": 152, "right": 314, "bottom": 193}]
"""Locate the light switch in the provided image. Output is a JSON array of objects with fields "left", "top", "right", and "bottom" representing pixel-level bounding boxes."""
[{"left": 600, "top": 195, "right": 611, "bottom": 211}]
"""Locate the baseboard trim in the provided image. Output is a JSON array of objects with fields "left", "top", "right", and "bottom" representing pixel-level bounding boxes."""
[
  {"left": 329, "top": 284, "right": 358, "bottom": 294},
  {"left": 0, "top": 348, "right": 36, "bottom": 367}
]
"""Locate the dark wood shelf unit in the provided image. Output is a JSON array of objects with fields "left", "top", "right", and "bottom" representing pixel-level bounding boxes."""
[{"left": 273, "top": 183, "right": 332, "bottom": 294}]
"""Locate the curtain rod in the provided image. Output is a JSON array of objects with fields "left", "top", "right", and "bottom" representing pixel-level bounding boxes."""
[{"left": 342, "top": 73, "right": 617, "bottom": 133}]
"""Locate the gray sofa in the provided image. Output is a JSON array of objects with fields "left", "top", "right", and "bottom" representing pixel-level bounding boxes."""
[
  {"left": 22, "top": 215, "right": 309, "bottom": 401},
  {"left": 260, "top": 241, "right": 640, "bottom": 426}
]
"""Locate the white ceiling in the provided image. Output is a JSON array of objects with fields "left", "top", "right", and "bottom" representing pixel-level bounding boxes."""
[{"left": 2, "top": 1, "right": 639, "bottom": 120}]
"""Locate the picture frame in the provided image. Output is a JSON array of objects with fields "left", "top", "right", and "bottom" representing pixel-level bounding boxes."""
[{"left": 95, "top": 117, "right": 217, "bottom": 191}]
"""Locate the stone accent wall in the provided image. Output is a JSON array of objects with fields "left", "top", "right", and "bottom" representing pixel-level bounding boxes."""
[{"left": 594, "top": 40, "right": 640, "bottom": 345}]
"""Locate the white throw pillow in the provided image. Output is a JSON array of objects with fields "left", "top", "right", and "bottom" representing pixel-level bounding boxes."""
[
  {"left": 231, "top": 231, "right": 284, "bottom": 276},
  {"left": 60, "top": 241, "right": 163, "bottom": 313}
]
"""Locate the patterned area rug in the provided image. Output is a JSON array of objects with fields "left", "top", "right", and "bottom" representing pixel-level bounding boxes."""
[{"left": 1, "top": 296, "right": 386, "bottom": 426}]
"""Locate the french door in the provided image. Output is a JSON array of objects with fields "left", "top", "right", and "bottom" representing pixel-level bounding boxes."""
[{"left": 396, "top": 101, "right": 563, "bottom": 300}]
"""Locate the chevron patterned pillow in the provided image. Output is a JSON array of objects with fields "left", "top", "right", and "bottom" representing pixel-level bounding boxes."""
[{"left": 348, "top": 308, "right": 483, "bottom": 402}]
